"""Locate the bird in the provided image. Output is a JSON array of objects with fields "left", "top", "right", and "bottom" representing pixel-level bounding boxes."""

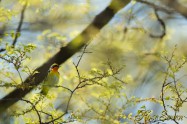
[{"left": 41, "top": 63, "right": 60, "bottom": 95}]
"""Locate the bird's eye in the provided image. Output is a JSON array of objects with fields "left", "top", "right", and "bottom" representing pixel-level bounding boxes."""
[{"left": 52, "top": 65, "right": 59, "bottom": 68}]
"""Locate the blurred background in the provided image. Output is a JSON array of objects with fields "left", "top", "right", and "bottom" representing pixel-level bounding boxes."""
[{"left": 1, "top": 0, "right": 187, "bottom": 123}]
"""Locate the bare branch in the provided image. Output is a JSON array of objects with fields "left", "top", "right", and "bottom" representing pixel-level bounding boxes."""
[
  {"left": 163, "top": 0, "right": 187, "bottom": 18},
  {"left": 0, "top": 3, "right": 27, "bottom": 52},
  {"left": 21, "top": 99, "right": 42, "bottom": 124},
  {"left": 136, "top": 0, "right": 174, "bottom": 14},
  {"left": 12, "top": 3, "right": 27, "bottom": 46},
  {"left": 150, "top": 9, "right": 166, "bottom": 38},
  {"left": 0, "top": 0, "right": 126, "bottom": 114}
]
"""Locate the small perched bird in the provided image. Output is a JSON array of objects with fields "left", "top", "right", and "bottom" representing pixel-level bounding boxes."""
[{"left": 41, "top": 63, "right": 60, "bottom": 95}]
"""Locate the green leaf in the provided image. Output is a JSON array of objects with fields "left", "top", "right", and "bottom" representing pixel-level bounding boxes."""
[
  {"left": 140, "top": 105, "right": 146, "bottom": 109},
  {"left": 10, "top": 31, "right": 15, "bottom": 38},
  {"left": 165, "top": 96, "right": 170, "bottom": 100}
]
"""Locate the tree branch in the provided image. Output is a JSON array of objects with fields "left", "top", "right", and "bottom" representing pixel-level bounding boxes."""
[
  {"left": 150, "top": 9, "right": 166, "bottom": 38},
  {"left": 136, "top": 0, "right": 174, "bottom": 14},
  {"left": 12, "top": 3, "right": 27, "bottom": 46},
  {"left": 137, "top": 0, "right": 187, "bottom": 18},
  {"left": 21, "top": 99, "right": 42, "bottom": 124},
  {"left": 0, "top": 0, "right": 129, "bottom": 114},
  {"left": 0, "top": 3, "right": 27, "bottom": 52},
  {"left": 163, "top": 0, "right": 187, "bottom": 18}
]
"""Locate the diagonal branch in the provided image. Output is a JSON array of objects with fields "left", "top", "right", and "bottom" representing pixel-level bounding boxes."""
[
  {"left": 21, "top": 99, "right": 42, "bottom": 124},
  {"left": 150, "top": 9, "right": 166, "bottom": 38},
  {"left": 137, "top": 0, "right": 187, "bottom": 18},
  {"left": 0, "top": 3, "right": 27, "bottom": 52},
  {"left": 163, "top": 0, "right": 187, "bottom": 18},
  {"left": 12, "top": 3, "right": 27, "bottom": 46},
  {"left": 0, "top": 0, "right": 129, "bottom": 114},
  {"left": 136, "top": 0, "right": 174, "bottom": 14}
]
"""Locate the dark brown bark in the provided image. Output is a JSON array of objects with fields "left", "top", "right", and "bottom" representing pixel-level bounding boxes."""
[{"left": 0, "top": 0, "right": 130, "bottom": 114}]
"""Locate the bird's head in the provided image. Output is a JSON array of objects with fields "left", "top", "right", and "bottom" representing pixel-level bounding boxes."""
[{"left": 50, "top": 63, "right": 60, "bottom": 72}]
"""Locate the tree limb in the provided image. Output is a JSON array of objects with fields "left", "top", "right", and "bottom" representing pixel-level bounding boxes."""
[
  {"left": 0, "top": 0, "right": 130, "bottom": 114},
  {"left": 136, "top": 0, "right": 174, "bottom": 14},
  {"left": 0, "top": 3, "right": 27, "bottom": 52},
  {"left": 150, "top": 9, "right": 166, "bottom": 38},
  {"left": 163, "top": 0, "right": 187, "bottom": 18}
]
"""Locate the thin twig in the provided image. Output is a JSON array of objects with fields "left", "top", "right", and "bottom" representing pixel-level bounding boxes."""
[
  {"left": 0, "top": 3, "right": 27, "bottom": 52},
  {"left": 150, "top": 9, "right": 166, "bottom": 38},
  {"left": 136, "top": 0, "right": 174, "bottom": 14},
  {"left": 12, "top": 3, "right": 27, "bottom": 46},
  {"left": 21, "top": 99, "right": 42, "bottom": 124}
]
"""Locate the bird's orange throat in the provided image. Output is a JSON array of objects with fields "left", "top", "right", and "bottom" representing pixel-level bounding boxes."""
[{"left": 51, "top": 67, "right": 59, "bottom": 72}]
